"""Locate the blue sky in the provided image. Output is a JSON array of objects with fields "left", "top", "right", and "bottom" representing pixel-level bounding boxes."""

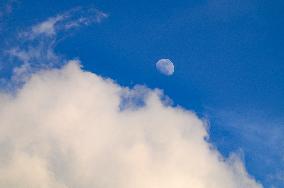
[{"left": 0, "top": 0, "right": 284, "bottom": 187}]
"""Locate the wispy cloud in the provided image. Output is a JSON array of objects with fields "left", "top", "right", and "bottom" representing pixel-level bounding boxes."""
[
  {"left": 206, "top": 108, "right": 284, "bottom": 187},
  {"left": 1, "top": 6, "right": 108, "bottom": 88},
  {"left": 21, "top": 7, "right": 108, "bottom": 39},
  {"left": 30, "top": 15, "right": 65, "bottom": 37}
]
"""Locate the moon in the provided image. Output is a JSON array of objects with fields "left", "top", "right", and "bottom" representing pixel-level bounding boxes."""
[{"left": 156, "top": 59, "right": 174, "bottom": 76}]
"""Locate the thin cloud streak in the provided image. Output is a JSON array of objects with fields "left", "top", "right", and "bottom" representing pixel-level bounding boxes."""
[{"left": 21, "top": 6, "right": 108, "bottom": 39}]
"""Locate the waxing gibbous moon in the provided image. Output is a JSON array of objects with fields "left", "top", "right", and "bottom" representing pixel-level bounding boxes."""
[{"left": 156, "top": 59, "right": 174, "bottom": 76}]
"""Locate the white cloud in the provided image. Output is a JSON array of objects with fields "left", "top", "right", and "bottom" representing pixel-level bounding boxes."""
[
  {"left": 4, "top": 6, "right": 107, "bottom": 87},
  {"left": 7, "top": 48, "right": 34, "bottom": 63},
  {"left": 0, "top": 60, "right": 262, "bottom": 188},
  {"left": 6, "top": 43, "right": 59, "bottom": 84},
  {"left": 23, "top": 7, "right": 108, "bottom": 39},
  {"left": 156, "top": 59, "right": 175, "bottom": 76},
  {"left": 31, "top": 15, "right": 65, "bottom": 37},
  {"left": 64, "top": 9, "right": 108, "bottom": 30},
  {"left": 7, "top": 44, "right": 58, "bottom": 64}
]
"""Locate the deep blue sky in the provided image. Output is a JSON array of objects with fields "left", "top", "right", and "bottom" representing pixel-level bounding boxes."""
[{"left": 1, "top": 0, "right": 284, "bottom": 187}]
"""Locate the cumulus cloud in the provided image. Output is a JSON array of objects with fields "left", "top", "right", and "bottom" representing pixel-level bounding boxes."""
[
  {"left": 156, "top": 59, "right": 175, "bottom": 76},
  {"left": 0, "top": 60, "right": 262, "bottom": 188}
]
